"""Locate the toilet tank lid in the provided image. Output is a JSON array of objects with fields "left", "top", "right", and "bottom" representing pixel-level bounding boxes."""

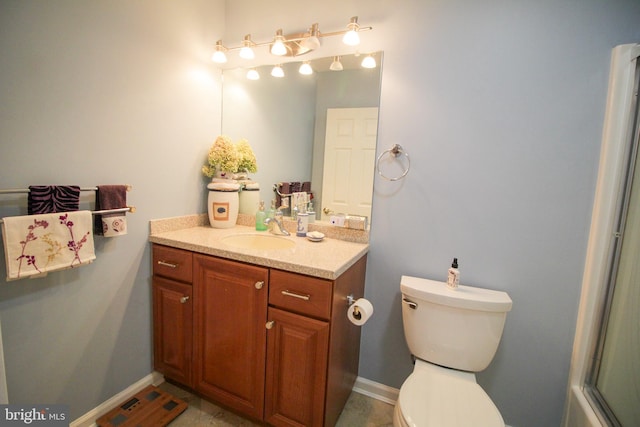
[{"left": 401, "top": 275, "right": 513, "bottom": 312}]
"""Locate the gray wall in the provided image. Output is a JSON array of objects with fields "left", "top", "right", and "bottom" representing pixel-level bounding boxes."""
[
  {"left": 224, "top": 1, "right": 640, "bottom": 426},
  {"left": 0, "top": 1, "right": 639, "bottom": 426},
  {"left": 0, "top": 0, "right": 224, "bottom": 420}
]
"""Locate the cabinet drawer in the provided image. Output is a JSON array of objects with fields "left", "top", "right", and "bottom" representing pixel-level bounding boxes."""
[
  {"left": 269, "top": 270, "right": 332, "bottom": 320},
  {"left": 153, "top": 245, "right": 193, "bottom": 283}
]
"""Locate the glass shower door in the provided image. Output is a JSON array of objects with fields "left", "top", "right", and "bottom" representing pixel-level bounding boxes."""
[{"left": 586, "top": 60, "right": 640, "bottom": 427}]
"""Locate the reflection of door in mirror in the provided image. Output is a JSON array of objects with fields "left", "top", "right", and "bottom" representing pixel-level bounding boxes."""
[{"left": 321, "top": 108, "right": 377, "bottom": 222}]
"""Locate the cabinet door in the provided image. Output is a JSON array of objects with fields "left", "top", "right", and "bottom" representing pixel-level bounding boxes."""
[
  {"left": 265, "top": 307, "right": 329, "bottom": 427},
  {"left": 153, "top": 276, "right": 193, "bottom": 387},
  {"left": 193, "top": 254, "right": 268, "bottom": 420}
]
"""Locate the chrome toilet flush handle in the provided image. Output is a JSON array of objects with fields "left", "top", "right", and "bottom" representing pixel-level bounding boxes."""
[{"left": 402, "top": 298, "right": 418, "bottom": 309}]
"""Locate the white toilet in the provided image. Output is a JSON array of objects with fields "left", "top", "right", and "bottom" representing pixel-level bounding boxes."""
[{"left": 393, "top": 275, "right": 513, "bottom": 427}]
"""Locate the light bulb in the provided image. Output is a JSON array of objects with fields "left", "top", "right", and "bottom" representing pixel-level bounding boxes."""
[
  {"left": 212, "top": 51, "right": 227, "bottom": 63},
  {"left": 299, "top": 62, "right": 313, "bottom": 75},
  {"left": 271, "top": 29, "right": 287, "bottom": 56},
  {"left": 211, "top": 40, "right": 227, "bottom": 63},
  {"left": 361, "top": 54, "right": 376, "bottom": 69},
  {"left": 239, "top": 35, "right": 255, "bottom": 59},
  {"left": 342, "top": 16, "right": 360, "bottom": 46},
  {"left": 239, "top": 47, "right": 254, "bottom": 59},
  {"left": 271, "top": 65, "right": 285, "bottom": 78},
  {"left": 246, "top": 68, "right": 260, "bottom": 80},
  {"left": 301, "top": 35, "right": 321, "bottom": 50},
  {"left": 300, "top": 23, "right": 321, "bottom": 50},
  {"left": 330, "top": 56, "right": 343, "bottom": 71}
]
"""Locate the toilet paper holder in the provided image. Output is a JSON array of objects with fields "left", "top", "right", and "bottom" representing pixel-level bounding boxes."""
[{"left": 347, "top": 294, "right": 362, "bottom": 319}]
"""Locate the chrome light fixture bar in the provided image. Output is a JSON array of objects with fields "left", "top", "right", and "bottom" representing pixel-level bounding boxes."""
[{"left": 212, "top": 16, "right": 372, "bottom": 63}]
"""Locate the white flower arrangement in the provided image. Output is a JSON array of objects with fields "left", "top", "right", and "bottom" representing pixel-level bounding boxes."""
[
  {"left": 202, "top": 136, "right": 258, "bottom": 178},
  {"left": 235, "top": 139, "right": 258, "bottom": 174}
]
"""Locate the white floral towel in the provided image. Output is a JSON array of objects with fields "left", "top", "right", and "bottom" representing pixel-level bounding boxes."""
[{"left": 1, "top": 211, "right": 96, "bottom": 281}]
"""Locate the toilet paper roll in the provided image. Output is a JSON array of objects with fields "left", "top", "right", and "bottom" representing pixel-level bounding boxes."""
[{"left": 347, "top": 298, "right": 374, "bottom": 326}]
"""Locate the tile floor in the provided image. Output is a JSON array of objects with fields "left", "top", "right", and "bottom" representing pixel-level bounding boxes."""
[{"left": 159, "top": 381, "right": 395, "bottom": 427}]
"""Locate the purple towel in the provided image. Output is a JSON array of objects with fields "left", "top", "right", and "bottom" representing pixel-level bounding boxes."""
[
  {"left": 28, "top": 185, "right": 80, "bottom": 214},
  {"left": 94, "top": 185, "right": 128, "bottom": 236}
]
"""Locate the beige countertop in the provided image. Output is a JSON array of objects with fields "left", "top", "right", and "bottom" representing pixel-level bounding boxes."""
[{"left": 149, "top": 214, "right": 369, "bottom": 280}]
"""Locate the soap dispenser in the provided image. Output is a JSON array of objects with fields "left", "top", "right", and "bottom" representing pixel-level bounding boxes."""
[
  {"left": 255, "top": 201, "right": 268, "bottom": 231},
  {"left": 447, "top": 258, "right": 459, "bottom": 289},
  {"left": 268, "top": 199, "right": 276, "bottom": 219}
]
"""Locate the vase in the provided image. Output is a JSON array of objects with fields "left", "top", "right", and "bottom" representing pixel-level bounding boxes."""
[
  {"left": 207, "top": 182, "right": 240, "bottom": 228},
  {"left": 238, "top": 182, "right": 260, "bottom": 215}
]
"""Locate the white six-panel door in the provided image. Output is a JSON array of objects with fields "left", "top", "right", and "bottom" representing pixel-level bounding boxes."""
[{"left": 321, "top": 107, "right": 378, "bottom": 222}]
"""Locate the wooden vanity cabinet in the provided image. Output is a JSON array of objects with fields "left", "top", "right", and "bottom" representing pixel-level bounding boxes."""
[
  {"left": 152, "top": 243, "right": 367, "bottom": 427},
  {"left": 152, "top": 245, "right": 194, "bottom": 387},
  {"left": 266, "top": 256, "right": 367, "bottom": 427},
  {"left": 193, "top": 254, "right": 269, "bottom": 421}
]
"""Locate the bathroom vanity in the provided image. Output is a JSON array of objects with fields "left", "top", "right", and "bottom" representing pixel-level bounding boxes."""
[{"left": 149, "top": 214, "right": 368, "bottom": 427}]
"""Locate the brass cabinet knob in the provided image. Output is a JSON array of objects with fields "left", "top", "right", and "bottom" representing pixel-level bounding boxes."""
[
  {"left": 265, "top": 321, "right": 275, "bottom": 330},
  {"left": 180, "top": 296, "right": 190, "bottom": 304},
  {"left": 255, "top": 281, "right": 265, "bottom": 290}
]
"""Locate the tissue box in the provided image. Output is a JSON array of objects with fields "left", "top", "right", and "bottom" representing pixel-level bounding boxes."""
[{"left": 346, "top": 215, "right": 368, "bottom": 230}]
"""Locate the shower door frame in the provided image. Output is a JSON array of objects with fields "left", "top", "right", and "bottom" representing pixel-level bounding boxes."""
[
  {"left": 585, "top": 48, "right": 640, "bottom": 426},
  {"left": 562, "top": 43, "right": 640, "bottom": 427}
]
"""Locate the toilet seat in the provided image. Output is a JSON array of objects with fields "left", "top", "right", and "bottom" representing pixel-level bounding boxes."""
[{"left": 395, "top": 361, "right": 504, "bottom": 427}]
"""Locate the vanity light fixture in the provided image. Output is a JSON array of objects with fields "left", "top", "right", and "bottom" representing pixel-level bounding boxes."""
[
  {"left": 246, "top": 68, "right": 260, "bottom": 80},
  {"left": 342, "top": 16, "right": 361, "bottom": 46},
  {"left": 270, "top": 29, "right": 288, "bottom": 56},
  {"left": 361, "top": 53, "right": 377, "bottom": 69},
  {"left": 329, "top": 56, "right": 344, "bottom": 71},
  {"left": 211, "top": 40, "right": 228, "bottom": 63},
  {"left": 271, "top": 64, "right": 285, "bottom": 78},
  {"left": 212, "top": 17, "right": 372, "bottom": 63},
  {"left": 239, "top": 34, "right": 256, "bottom": 59},
  {"left": 299, "top": 61, "right": 313, "bottom": 75},
  {"left": 300, "top": 23, "right": 321, "bottom": 50}
]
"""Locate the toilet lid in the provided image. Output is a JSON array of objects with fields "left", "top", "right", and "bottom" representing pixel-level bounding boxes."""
[{"left": 398, "top": 366, "right": 504, "bottom": 427}]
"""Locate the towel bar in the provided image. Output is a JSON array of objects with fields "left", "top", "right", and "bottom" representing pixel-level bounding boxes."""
[
  {"left": 0, "top": 185, "right": 132, "bottom": 195},
  {"left": 0, "top": 206, "right": 136, "bottom": 225}
]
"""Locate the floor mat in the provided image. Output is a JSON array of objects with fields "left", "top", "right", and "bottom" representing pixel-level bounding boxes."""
[{"left": 96, "top": 385, "right": 188, "bottom": 427}]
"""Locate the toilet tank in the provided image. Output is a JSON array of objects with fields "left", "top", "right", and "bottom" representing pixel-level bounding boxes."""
[{"left": 400, "top": 275, "right": 512, "bottom": 372}]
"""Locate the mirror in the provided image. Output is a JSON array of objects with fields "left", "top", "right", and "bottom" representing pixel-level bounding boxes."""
[{"left": 221, "top": 52, "right": 383, "bottom": 226}]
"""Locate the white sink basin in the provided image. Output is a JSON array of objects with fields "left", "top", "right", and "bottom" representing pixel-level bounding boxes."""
[{"left": 221, "top": 233, "right": 295, "bottom": 250}]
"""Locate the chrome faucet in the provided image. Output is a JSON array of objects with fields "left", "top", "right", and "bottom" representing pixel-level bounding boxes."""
[{"left": 264, "top": 216, "right": 290, "bottom": 236}]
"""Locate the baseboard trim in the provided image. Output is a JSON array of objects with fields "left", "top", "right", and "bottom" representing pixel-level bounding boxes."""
[
  {"left": 352, "top": 376, "right": 399, "bottom": 405},
  {"left": 70, "top": 371, "right": 164, "bottom": 427},
  {"left": 73, "top": 374, "right": 514, "bottom": 426}
]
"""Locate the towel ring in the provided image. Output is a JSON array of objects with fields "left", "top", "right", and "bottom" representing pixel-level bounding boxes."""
[{"left": 376, "top": 144, "right": 410, "bottom": 181}]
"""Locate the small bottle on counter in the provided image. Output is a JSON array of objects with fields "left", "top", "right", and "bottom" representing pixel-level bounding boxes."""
[
  {"left": 296, "top": 203, "right": 309, "bottom": 237},
  {"left": 447, "top": 258, "right": 460, "bottom": 290},
  {"left": 255, "top": 201, "right": 267, "bottom": 231}
]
